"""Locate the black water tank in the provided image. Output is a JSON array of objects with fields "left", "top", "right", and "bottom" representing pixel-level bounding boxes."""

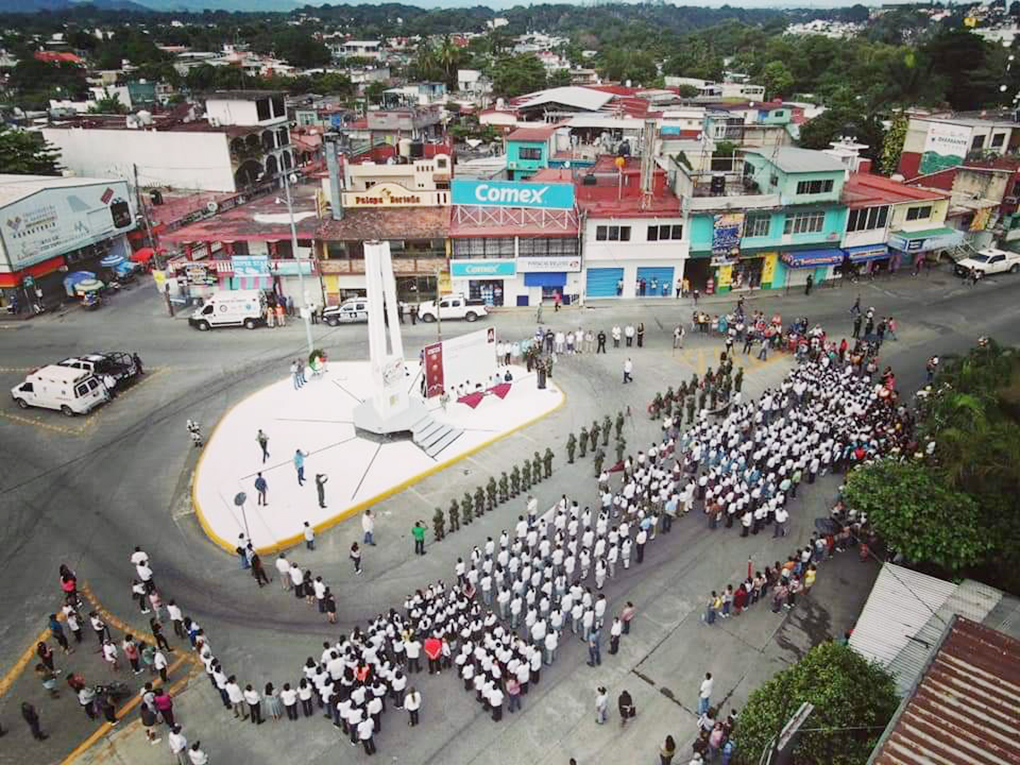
[
  {"left": 410, "top": 140, "right": 424, "bottom": 159},
  {"left": 710, "top": 174, "right": 726, "bottom": 196},
  {"left": 150, "top": 189, "right": 164, "bottom": 205},
  {"left": 582, "top": 175, "right": 597, "bottom": 185}
]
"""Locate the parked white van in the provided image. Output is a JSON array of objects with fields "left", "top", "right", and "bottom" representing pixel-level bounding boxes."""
[
  {"left": 188, "top": 290, "right": 266, "bottom": 331},
  {"left": 11, "top": 365, "right": 107, "bottom": 416}
]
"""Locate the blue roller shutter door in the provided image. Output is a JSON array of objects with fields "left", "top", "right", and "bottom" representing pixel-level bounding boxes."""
[
  {"left": 635, "top": 266, "right": 675, "bottom": 296},
  {"left": 586, "top": 267, "right": 624, "bottom": 298}
]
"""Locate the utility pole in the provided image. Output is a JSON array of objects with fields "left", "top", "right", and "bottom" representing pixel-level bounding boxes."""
[
  {"left": 434, "top": 266, "right": 442, "bottom": 342},
  {"left": 282, "top": 170, "right": 315, "bottom": 358},
  {"left": 133, "top": 163, "right": 160, "bottom": 268}
]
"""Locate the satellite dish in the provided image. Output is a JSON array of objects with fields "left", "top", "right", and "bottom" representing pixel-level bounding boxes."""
[
  {"left": 289, "top": 173, "right": 299, "bottom": 185},
  {"left": 563, "top": 161, "right": 571, "bottom": 169},
  {"left": 206, "top": 201, "right": 219, "bottom": 213}
]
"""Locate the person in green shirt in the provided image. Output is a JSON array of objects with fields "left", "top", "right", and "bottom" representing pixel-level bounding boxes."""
[{"left": 412, "top": 521, "right": 427, "bottom": 556}]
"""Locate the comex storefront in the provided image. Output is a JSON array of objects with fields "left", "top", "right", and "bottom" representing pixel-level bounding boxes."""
[{"left": 449, "top": 179, "right": 581, "bottom": 306}]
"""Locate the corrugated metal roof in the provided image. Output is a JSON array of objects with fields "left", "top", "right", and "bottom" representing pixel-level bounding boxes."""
[
  {"left": 869, "top": 616, "right": 1020, "bottom": 765},
  {"left": 743, "top": 146, "right": 846, "bottom": 173},
  {"left": 850, "top": 564, "right": 957, "bottom": 670}
]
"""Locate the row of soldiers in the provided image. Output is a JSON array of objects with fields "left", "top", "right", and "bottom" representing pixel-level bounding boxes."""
[
  {"left": 650, "top": 358, "right": 746, "bottom": 422},
  {"left": 432, "top": 449, "right": 556, "bottom": 541}
]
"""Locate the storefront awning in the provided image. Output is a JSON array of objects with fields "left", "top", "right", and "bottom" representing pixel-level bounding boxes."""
[
  {"left": 524, "top": 272, "right": 566, "bottom": 287},
  {"left": 844, "top": 245, "right": 889, "bottom": 264},
  {"left": 888, "top": 226, "right": 964, "bottom": 253},
  {"left": 780, "top": 249, "right": 843, "bottom": 268}
]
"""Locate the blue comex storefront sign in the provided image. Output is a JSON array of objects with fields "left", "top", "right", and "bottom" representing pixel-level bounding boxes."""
[
  {"left": 450, "top": 259, "right": 517, "bottom": 278},
  {"left": 451, "top": 179, "right": 575, "bottom": 210}
]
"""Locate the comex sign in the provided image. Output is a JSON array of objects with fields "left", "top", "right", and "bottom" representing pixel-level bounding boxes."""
[{"left": 451, "top": 179, "right": 575, "bottom": 210}]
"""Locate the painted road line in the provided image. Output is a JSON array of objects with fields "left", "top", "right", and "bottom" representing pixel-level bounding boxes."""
[
  {"left": 0, "top": 410, "right": 89, "bottom": 436},
  {"left": 0, "top": 621, "right": 62, "bottom": 698},
  {"left": 60, "top": 661, "right": 198, "bottom": 765}
]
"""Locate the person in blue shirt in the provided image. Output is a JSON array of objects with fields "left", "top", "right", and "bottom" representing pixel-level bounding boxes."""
[
  {"left": 255, "top": 473, "right": 268, "bottom": 505},
  {"left": 293, "top": 450, "right": 307, "bottom": 486}
]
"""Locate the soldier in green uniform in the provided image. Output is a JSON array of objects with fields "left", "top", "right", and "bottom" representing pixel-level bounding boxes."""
[
  {"left": 474, "top": 487, "right": 485, "bottom": 520},
  {"left": 510, "top": 465, "right": 521, "bottom": 496},
  {"left": 734, "top": 366, "right": 744, "bottom": 393},
  {"left": 499, "top": 472, "right": 509, "bottom": 503},
  {"left": 462, "top": 491, "right": 474, "bottom": 524},
  {"left": 522, "top": 460, "right": 532, "bottom": 490},
  {"left": 589, "top": 421, "right": 600, "bottom": 452},
  {"left": 532, "top": 452, "right": 542, "bottom": 483},
  {"left": 543, "top": 448, "right": 554, "bottom": 478},
  {"left": 433, "top": 507, "right": 445, "bottom": 541},
  {"left": 615, "top": 411, "right": 625, "bottom": 440},
  {"left": 615, "top": 435, "right": 627, "bottom": 464},
  {"left": 602, "top": 415, "right": 612, "bottom": 446},
  {"left": 566, "top": 433, "right": 577, "bottom": 464},
  {"left": 486, "top": 477, "right": 498, "bottom": 510},
  {"left": 686, "top": 396, "right": 696, "bottom": 423},
  {"left": 448, "top": 498, "right": 460, "bottom": 532},
  {"left": 593, "top": 448, "right": 605, "bottom": 478},
  {"left": 579, "top": 426, "right": 588, "bottom": 458}
]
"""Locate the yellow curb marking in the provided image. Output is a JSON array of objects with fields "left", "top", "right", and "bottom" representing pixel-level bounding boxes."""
[{"left": 193, "top": 379, "right": 568, "bottom": 556}]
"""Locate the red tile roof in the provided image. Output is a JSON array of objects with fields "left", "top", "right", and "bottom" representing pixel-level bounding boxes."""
[
  {"left": 316, "top": 206, "right": 450, "bottom": 242},
  {"left": 34, "top": 50, "right": 82, "bottom": 64},
  {"left": 161, "top": 183, "right": 320, "bottom": 243},
  {"left": 871, "top": 616, "right": 1020, "bottom": 765},
  {"left": 842, "top": 172, "right": 948, "bottom": 208},
  {"left": 507, "top": 125, "right": 558, "bottom": 142}
]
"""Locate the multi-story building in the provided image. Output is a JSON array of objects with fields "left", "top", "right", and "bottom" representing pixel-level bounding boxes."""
[
  {"left": 897, "top": 115, "right": 1020, "bottom": 180},
  {"left": 43, "top": 91, "right": 292, "bottom": 193}
]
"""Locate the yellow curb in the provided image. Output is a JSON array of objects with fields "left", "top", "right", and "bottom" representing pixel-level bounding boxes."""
[
  {"left": 60, "top": 660, "right": 197, "bottom": 765},
  {"left": 0, "top": 620, "right": 62, "bottom": 698},
  {"left": 193, "top": 378, "right": 568, "bottom": 556}
]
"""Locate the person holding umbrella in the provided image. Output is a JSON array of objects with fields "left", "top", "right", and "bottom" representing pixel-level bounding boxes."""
[{"left": 423, "top": 635, "right": 443, "bottom": 675}]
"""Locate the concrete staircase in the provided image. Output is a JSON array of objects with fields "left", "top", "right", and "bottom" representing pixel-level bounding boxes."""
[{"left": 411, "top": 414, "right": 463, "bottom": 458}]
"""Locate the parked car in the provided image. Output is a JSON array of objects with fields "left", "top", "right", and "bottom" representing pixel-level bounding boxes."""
[
  {"left": 954, "top": 247, "right": 1020, "bottom": 278},
  {"left": 57, "top": 352, "right": 139, "bottom": 388},
  {"left": 11, "top": 365, "right": 107, "bottom": 416},
  {"left": 322, "top": 298, "right": 369, "bottom": 326},
  {"left": 416, "top": 295, "right": 487, "bottom": 323}
]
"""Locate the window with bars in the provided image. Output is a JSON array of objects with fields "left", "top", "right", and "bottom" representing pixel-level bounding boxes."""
[
  {"left": 518, "top": 238, "right": 579, "bottom": 256},
  {"left": 596, "top": 225, "right": 631, "bottom": 242},
  {"left": 783, "top": 211, "right": 825, "bottom": 235},
  {"left": 646, "top": 224, "right": 684, "bottom": 241},
  {"left": 795, "top": 179, "right": 835, "bottom": 195},
  {"left": 452, "top": 238, "right": 515, "bottom": 258},
  {"left": 846, "top": 206, "right": 889, "bottom": 233},
  {"left": 743, "top": 213, "right": 771, "bottom": 238}
]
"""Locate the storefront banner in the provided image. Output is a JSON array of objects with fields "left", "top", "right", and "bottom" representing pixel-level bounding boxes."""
[
  {"left": 451, "top": 179, "right": 575, "bottom": 210},
  {"left": 270, "top": 260, "right": 315, "bottom": 276},
  {"left": 717, "top": 264, "right": 732, "bottom": 289},
  {"left": 760, "top": 252, "right": 778, "bottom": 284},
  {"left": 231, "top": 255, "right": 270, "bottom": 276},
  {"left": 438, "top": 271, "right": 452, "bottom": 294},
  {"left": 516, "top": 256, "right": 581, "bottom": 273},
  {"left": 780, "top": 249, "right": 843, "bottom": 268},
  {"left": 844, "top": 245, "right": 888, "bottom": 263},
  {"left": 712, "top": 212, "right": 744, "bottom": 256},
  {"left": 423, "top": 342, "right": 444, "bottom": 398},
  {"left": 450, "top": 259, "right": 517, "bottom": 278},
  {"left": 888, "top": 228, "right": 964, "bottom": 253}
]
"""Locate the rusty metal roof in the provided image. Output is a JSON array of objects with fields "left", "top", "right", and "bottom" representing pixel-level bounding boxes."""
[{"left": 869, "top": 615, "right": 1020, "bottom": 765}]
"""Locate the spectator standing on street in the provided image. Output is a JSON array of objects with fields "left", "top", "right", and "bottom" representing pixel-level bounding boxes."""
[
  {"left": 315, "top": 473, "right": 328, "bottom": 508},
  {"left": 250, "top": 554, "right": 270, "bottom": 588},
  {"left": 293, "top": 449, "right": 307, "bottom": 485},
  {"left": 169, "top": 726, "right": 188, "bottom": 765},
  {"left": 405, "top": 687, "right": 421, "bottom": 726},
  {"left": 412, "top": 521, "right": 427, "bottom": 556},
  {"left": 362, "top": 510, "right": 376, "bottom": 545},
  {"left": 255, "top": 473, "right": 268, "bottom": 506},
  {"left": 21, "top": 703, "right": 46, "bottom": 741},
  {"left": 47, "top": 615, "right": 71, "bottom": 654},
  {"left": 595, "top": 686, "right": 609, "bottom": 724},
  {"left": 303, "top": 522, "right": 315, "bottom": 551},
  {"left": 623, "top": 358, "right": 633, "bottom": 384},
  {"left": 625, "top": 324, "right": 635, "bottom": 347},
  {"left": 660, "top": 735, "right": 677, "bottom": 765},
  {"left": 698, "top": 673, "right": 714, "bottom": 714},
  {"left": 188, "top": 742, "right": 209, "bottom": 765},
  {"left": 618, "top": 690, "right": 635, "bottom": 727},
  {"left": 274, "top": 556, "right": 290, "bottom": 591},
  {"left": 350, "top": 543, "right": 363, "bottom": 575},
  {"left": 256, "top": 430, "right": 269, "bottom": 462}
]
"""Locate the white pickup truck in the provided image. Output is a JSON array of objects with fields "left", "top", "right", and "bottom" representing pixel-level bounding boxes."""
[
  {"left": 416, "top": 295, "right": 487, "bottom": 323},
  {"left": 954, "top": 247, "right": 1020, "bottom": 278}
]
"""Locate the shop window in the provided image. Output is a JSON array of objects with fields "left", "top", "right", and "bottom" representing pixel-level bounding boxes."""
[
  {"left": 783, "top": 211, "right": 825, "bottom": 235},
  {"left": 795, "top": 179, "right": 834, "bottom": 195},
  {"left": 596, "top": 225, "right": 631, "bottom": 242},
  {"left": 906, "top": 205, "right": 932, "bottom": 221},
  {"left": 744, "top": 213, "right": 770, "bottom": 238}
]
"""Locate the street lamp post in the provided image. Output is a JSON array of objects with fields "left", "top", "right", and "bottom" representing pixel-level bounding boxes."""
[
  {"left": 233, "top": 491, "right": 251, "bottom": 542},
  {"left": 281, "top": 170, "right": 315, "bottom": 359}
]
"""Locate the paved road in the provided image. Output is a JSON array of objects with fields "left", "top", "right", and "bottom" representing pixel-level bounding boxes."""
[{"left": 0, "top": 266, "right": 1017, "bottom": 764}]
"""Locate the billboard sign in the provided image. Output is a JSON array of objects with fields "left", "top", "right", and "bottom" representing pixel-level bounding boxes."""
[
  {"left": 1, "top": 181, "right": 135, "bottom": 269},
  {"left": 919, "top": 123, "right": 970, "bottom": 175},
  {"left": 450, "top": 259, "right": 517, "bottom": 278},
  {"left": 712, "top": 212, "right": 744, "bottom": 256},
  {"left": 423, "top": 342, "right": 444, "bottom": 398},
  {"left": 451, "top": 179, "right": 575, "bottom": 210},
  {"left": 515, "top": 256, "right": 581, "bottom": 273},
  {"left": 231, "top": 255, "right": 270, "bottom": 276}
]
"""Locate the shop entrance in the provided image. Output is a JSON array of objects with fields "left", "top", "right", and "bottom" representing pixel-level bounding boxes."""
[
  {"left": 685, "top": 257, "right": 713, "bottom": 291},
  {"left": 731, "top": 257, "right": 763, "bottom": 290},
  {"left": 468, "top": 279, "right": 504, "bottom": 307},
  {"left": 396, "top": 275, "right": 437, "bottom": 304}
]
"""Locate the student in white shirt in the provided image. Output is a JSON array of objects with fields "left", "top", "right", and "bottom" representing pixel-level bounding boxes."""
[
  {"left": 404, "top": 687, "right": 422, "bottom": 726},
  {"left": 168, "top": 725, "right": 188, "bottom": 765}
]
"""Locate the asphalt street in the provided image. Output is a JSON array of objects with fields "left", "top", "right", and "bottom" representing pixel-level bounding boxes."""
[{"left": 0, "top": 265, "right": 1017, "bottom": 765}]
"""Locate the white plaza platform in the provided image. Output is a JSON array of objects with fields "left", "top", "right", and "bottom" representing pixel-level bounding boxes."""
[{"left": 193, "top": 361, "right": 564, "bottom": 552}]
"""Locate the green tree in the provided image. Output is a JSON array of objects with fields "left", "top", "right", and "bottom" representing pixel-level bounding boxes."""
[
  {"left": 88, "top": 92, "right": 127, "bottom": 114},
  {"left": 761, "top": 60, "right": 794, "bottom": 100},
  {"left": 490, "top": 53, "right": 547, "bottom": 98},
  {"left": 880, "top": 113, "right": 908, "bottom": 176},
  {"left": 0, "top": 126, "right": 62, "bottom": 175},
  {"left": 547, "top": 69, "right": 572, "bottom": 87},
  {"left": 843, "top": 460, "right": 989, "bottom": 572},
  {"left": 734, "top": 642, "right": 899, "bottom": 765}
]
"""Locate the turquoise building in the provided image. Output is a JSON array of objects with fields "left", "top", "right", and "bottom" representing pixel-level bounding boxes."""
[{"left": 506, "top": 125, "right": 557, "bottom": 181}]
